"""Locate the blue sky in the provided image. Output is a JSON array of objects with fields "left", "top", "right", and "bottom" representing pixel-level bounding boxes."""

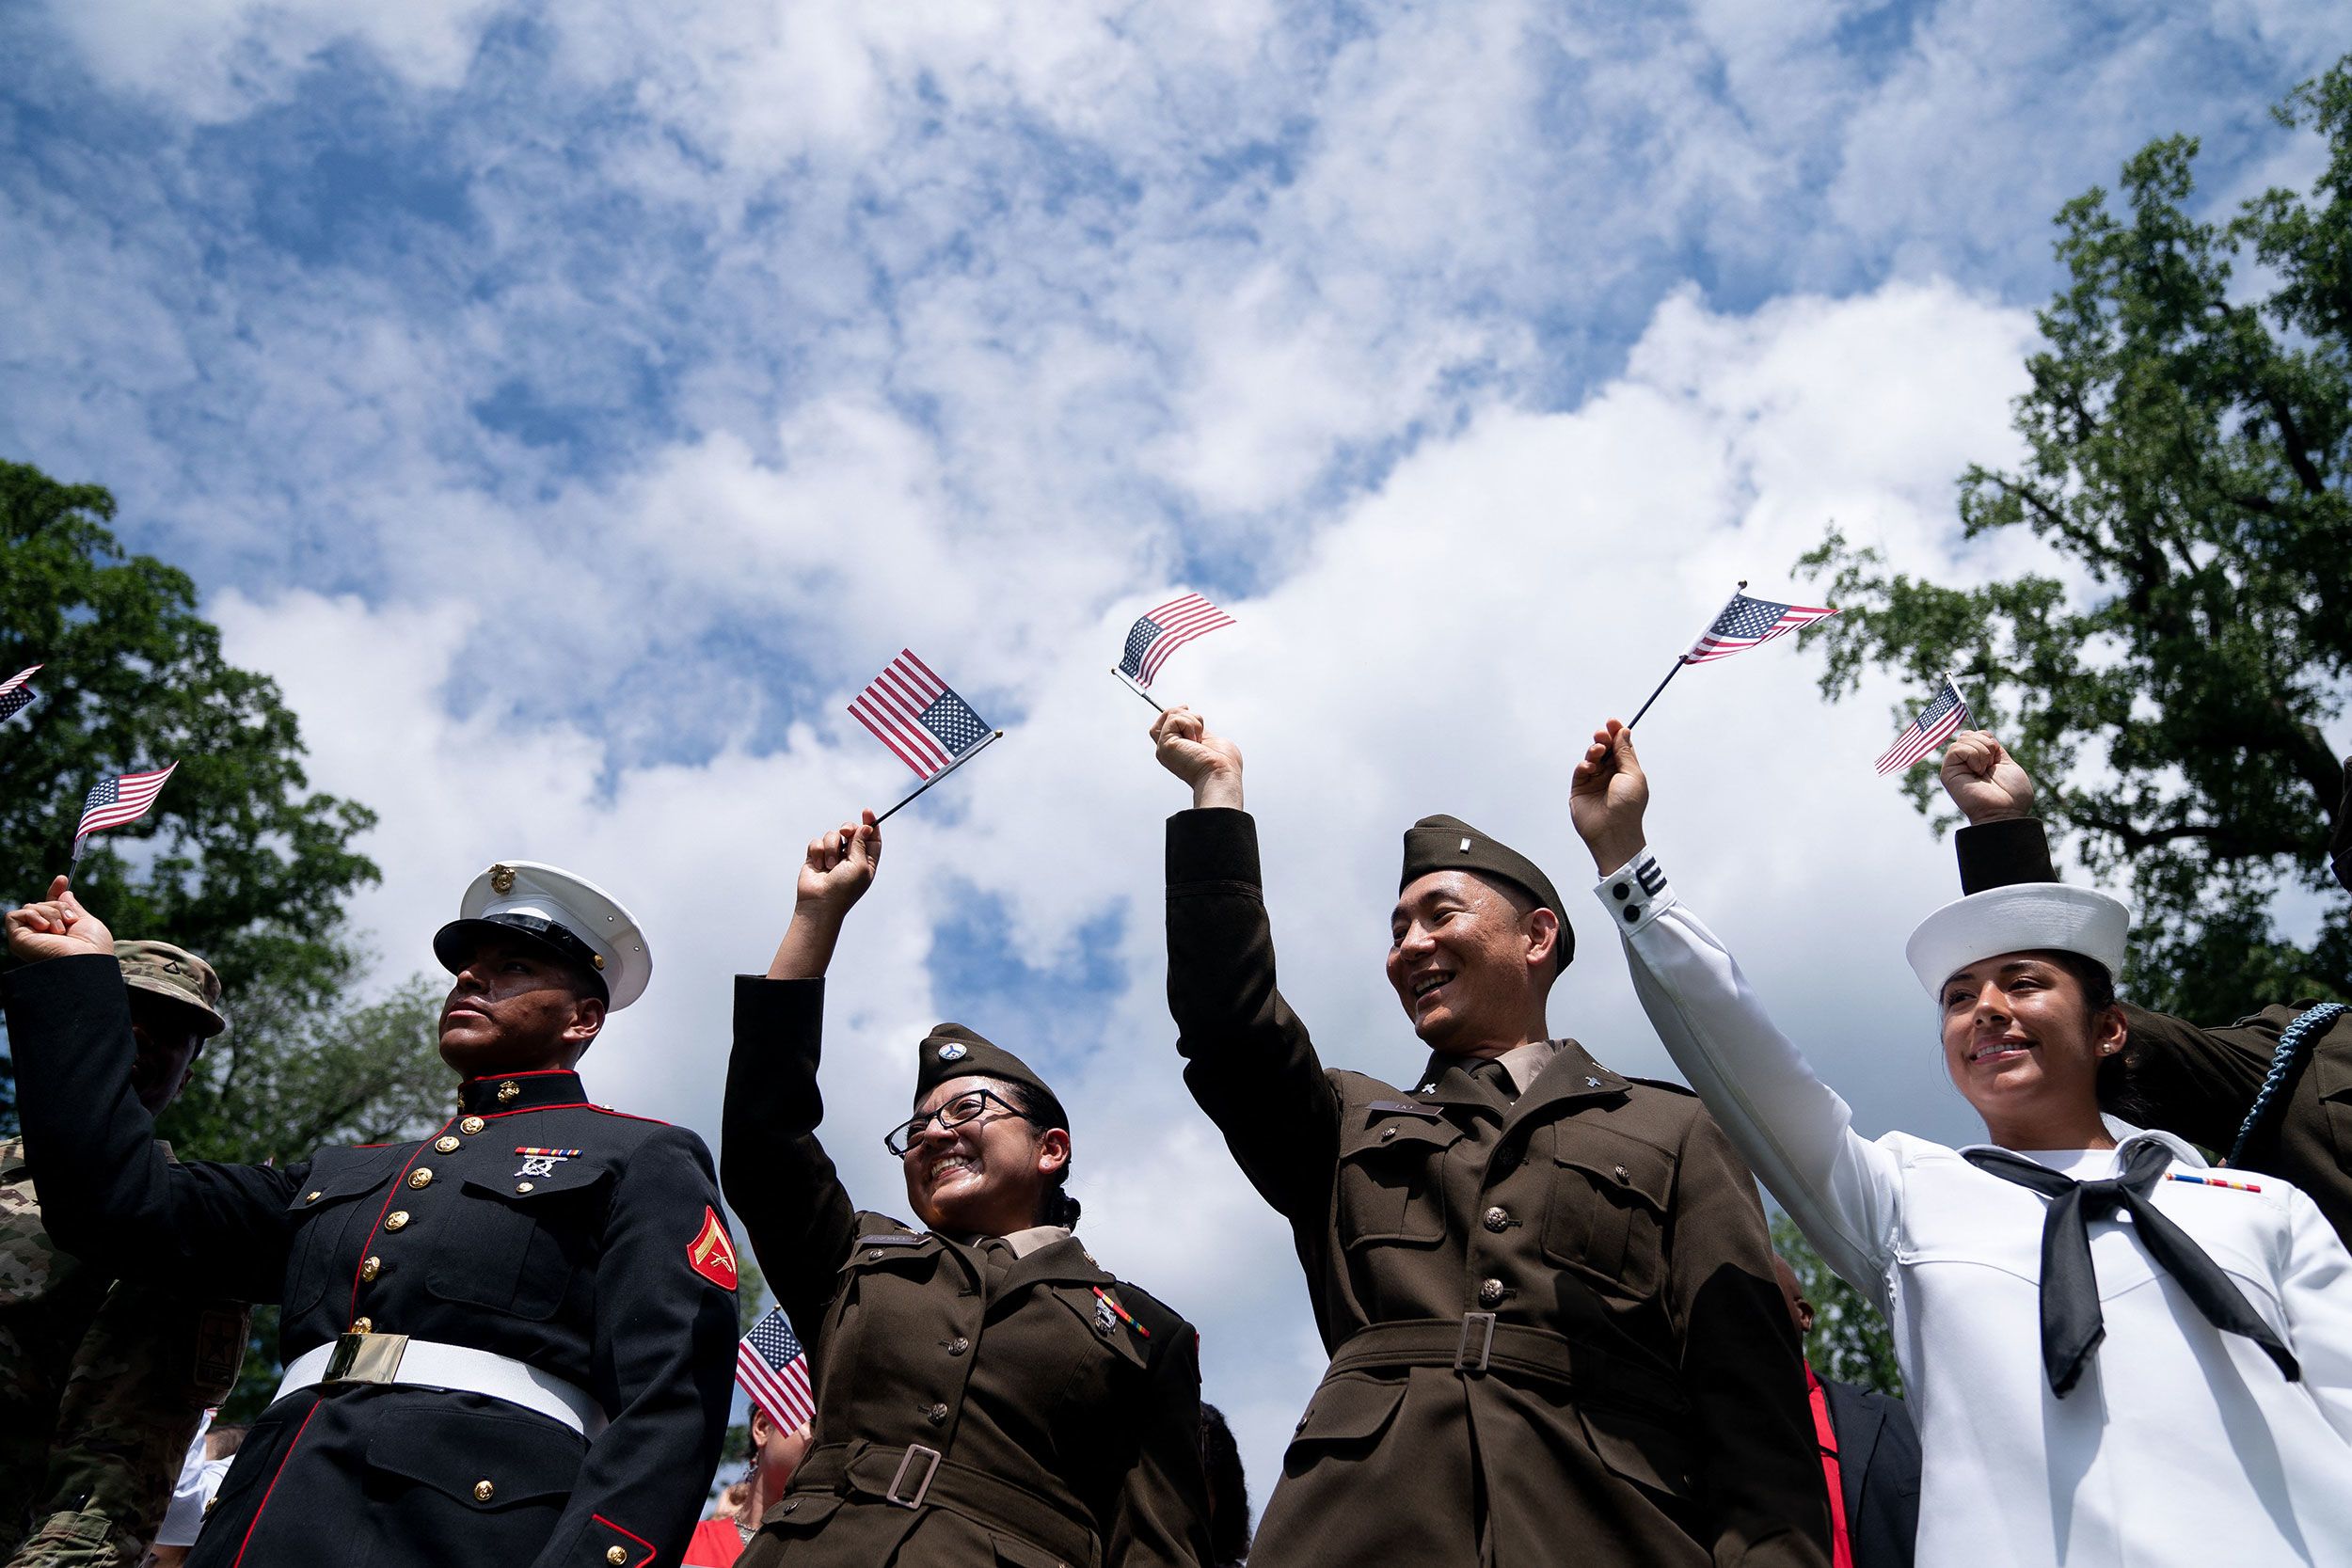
[{"left": 4, "top": 0, "right": 2344, "bottom": 1515}]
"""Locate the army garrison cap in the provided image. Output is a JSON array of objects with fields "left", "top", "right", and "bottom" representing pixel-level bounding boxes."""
[
  {"left": 1400, "top": 814, "right": 1574, "bottom": 972},
  {"left": 117, "top": 940, "right": 228, "bottom": 1038},
  {"left": 915, "top": 1022, "right": 1060, "bottom": 1112},
  {"left": 434, "top": 860, "right": 651, "bottom": 1010}
]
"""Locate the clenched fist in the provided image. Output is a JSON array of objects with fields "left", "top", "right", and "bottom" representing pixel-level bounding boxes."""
[
  {"left": 1571, "top": 721, "right": 1650, "bottom": 876},
  {"left": 6, "top": 877, "right": 116, "bottom": 964},
  {"left": 1151, "top": 706, "right": 1245, "bottom": 810},
  {"left": 1940, "top": 731, "right": 2035, "bottom": 825}
]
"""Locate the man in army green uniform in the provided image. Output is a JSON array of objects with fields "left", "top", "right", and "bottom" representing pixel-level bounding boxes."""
[
  {"left": 1939, "top": 732, "right": 2352, "bottom": 1243},
  {"left": 2, "top": 942, "right": 247, "bottom": 1568},
  {"left": 1149, "top": 708, "right": 1827, "bottom": 1567}
]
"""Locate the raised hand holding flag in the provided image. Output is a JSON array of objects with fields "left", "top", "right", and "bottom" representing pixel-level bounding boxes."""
[{"left": 72, "top": 763, "right": 179, "bottom": 863}]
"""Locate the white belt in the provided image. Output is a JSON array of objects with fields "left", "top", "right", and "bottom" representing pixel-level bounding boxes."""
[{"left": 277, "top": 1334, "right": 609, "bottom": 1438}]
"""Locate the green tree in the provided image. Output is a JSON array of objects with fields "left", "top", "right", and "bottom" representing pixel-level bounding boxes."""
[
  {"left": 1797, "top": 59, "right": 2352, "bottom": 1022},
  {"left": 1772, "top": 1214, "right": 1903, "bottom": 1397},
  {"left": 0, "top": 457, "right": 379, "bottom": 1124}
]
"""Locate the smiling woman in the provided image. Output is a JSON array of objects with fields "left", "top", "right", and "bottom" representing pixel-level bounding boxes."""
[
  {"left": 1569, "top": 718, "right": 2352, "bottom": 1568},
  {"left": 717, "top": 810, "right": 1216, "bottom": 1568}
]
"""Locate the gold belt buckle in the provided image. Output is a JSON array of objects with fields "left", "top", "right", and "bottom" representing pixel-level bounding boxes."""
[{"left": 322, "top": 1330, "right": 410, "bottom": 1386}]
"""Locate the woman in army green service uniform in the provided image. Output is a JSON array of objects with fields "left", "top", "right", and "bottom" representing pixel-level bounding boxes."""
[{"left": 720, "top": 811, "right": 1215, "bottom": 1568}]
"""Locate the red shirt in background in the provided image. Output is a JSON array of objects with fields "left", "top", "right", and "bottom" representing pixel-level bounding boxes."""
[
  {"left": 1807, "top": 1365, "right": 1855, "bottom": 1568},
  {"left": 682, "top": 1516, "right": 747, "bottom": 1567}
]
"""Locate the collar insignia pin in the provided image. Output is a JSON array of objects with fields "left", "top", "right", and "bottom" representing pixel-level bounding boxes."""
[
  {"left": 1093, "top": 1294, "right": 1119, "bottom": 1337},
  {"left": 1585, "top": 1076, "right": 1601, "bottom": 1088}
]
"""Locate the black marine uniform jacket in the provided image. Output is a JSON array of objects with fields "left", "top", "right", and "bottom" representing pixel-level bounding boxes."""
[
  {"left": 1166, "top": 808, "right": 1828, "bottom": 1568},
  {"left": 722, "top": 976, "right": 1214, "bottom": 1568},
  {"left": 4, "top": 953, "right": 739, "bottom": 1568}
]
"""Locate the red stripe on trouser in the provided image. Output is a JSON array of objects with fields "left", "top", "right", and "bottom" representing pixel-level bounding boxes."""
[{"left": 229, "top": 1401, "right": 321, "bottom": 1568}]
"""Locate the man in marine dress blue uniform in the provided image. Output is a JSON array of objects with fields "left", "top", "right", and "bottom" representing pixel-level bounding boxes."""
[{"left": 3, "top": 863, "right": 739, "bottom": 1568}]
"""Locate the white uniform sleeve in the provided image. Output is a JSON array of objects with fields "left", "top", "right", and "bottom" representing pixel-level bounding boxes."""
[
  {"left": 1596, "top": 848, "right": 1903, "bottom": 1308},
  {"left": 2280, "top": 1184, "right": 2352, "bottom": 1440},
  {"left": 151, "top": 1411, "right": 215, "bottom": 1547}
]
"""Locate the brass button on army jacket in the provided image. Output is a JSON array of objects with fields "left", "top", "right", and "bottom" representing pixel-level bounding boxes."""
[
  {"left": 1164, "top": 808, "right": 1828, "bottom": 1568},
  {"left": 723, "top": 976, "right": 1214, "bottom": 1568}
]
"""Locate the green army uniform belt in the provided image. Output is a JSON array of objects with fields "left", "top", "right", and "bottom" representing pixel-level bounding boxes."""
[
  {"left": 1326, "top": 1315, "right": 1691, "bottom": 1415},
  {"left": 787, "top": 1437, "right": 1101, "bottom": 1567}
]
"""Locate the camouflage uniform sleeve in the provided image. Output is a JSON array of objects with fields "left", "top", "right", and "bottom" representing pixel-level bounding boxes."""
[{"left": 18, "top": 1281, "right": 248, "bottom": 1568}]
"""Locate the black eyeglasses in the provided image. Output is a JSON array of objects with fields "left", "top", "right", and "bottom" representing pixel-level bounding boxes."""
[{"left": 882, "top": 1088, "right": 1032, "bottom": 1157}]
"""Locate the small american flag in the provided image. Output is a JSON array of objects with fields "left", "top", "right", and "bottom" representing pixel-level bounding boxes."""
[
  {"left": 0, "top": 664, "right": 40, "bottom": 725},
  {"left": 1682, "top": 593, "right": 1838, "bottom": 664},
  {"left": 737, "top": 1307, "right": 817, "bottom": 1433},
  {"left": 1875, "top": 675, "right": 1971, "bottom": 775},
  {"left": 848, "top": 651, "right": 993, "bottom": 780},
  {"left": 1118, "top": 594, "right": 1234, "bottom": 689},
  {"left": 73, "top": 764, "right": 179, "bottom": 862}
]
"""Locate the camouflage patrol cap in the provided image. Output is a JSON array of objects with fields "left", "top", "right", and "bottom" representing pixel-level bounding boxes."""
[
  {"left": 914, "top": 1022, "right": 1059, "bottom": 1114},
  {"left": 117, "top": 941, "right": 227, "bottom": 1038},
  {"left": 1401, "top": 814, "right": 1573, "bottom": 972}
]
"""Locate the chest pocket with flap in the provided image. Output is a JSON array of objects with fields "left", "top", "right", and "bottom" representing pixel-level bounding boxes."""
[
  {"left": 282, "top": 1147, "right": 403, "bottom": 1317},
  {"left": 1544, "top": 1121, "right": 1675, "bottom": 1298},
  {"left": 1335, "top": 1101, "right": 1463, "bottom": 1247},
  {"left": 426, "top": 1159, "right": 612, "bottom": 1321}
]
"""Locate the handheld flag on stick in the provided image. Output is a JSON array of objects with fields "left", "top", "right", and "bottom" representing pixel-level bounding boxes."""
[
  {"left": 72, "top": 763, "right": 178, "bottom": 863},
  {"left": 1626, "top": 583, "right": 1840, "bottom": 729},
  {"left": 1875, "top": 673, "right": 1971, "bottom": 775},
  {"left": 1111, "top": 593, "right": 1234, "bottom": 713},
  {"left": 0, "top": 665, "right": 40, "bottom": 726},
  {"left": 848, "top": 650, "right": 1004, "bottom": 827},
  {"left": 738, "top": 1306, "right": 817, "bottom": 1433}
]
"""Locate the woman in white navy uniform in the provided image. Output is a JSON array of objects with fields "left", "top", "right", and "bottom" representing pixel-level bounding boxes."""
[{"left": 1566, "top": 720, "right": 2352, "bottom": 1568}]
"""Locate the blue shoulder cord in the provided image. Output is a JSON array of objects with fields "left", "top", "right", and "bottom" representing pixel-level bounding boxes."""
[{"left": 2225, "top": 1002, "right": 2348, "bottom": 1169}]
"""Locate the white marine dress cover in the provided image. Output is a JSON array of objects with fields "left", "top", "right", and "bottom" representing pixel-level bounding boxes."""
[{"left": 1595, "top": 852, "right": 2352, "bottom": 1568}]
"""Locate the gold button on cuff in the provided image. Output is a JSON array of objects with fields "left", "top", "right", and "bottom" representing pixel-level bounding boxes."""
[
  {"left": 435, "top": 1135, "right": 461, "bottom": 1153},
  {"left": 473, "top": 1480, "right": 494, "bottom": 1503},
  {"left": 496, "top": 1081, "right": 521, "bottom": 1103},
  {"left": 385, "top": 1211, "right": 410, "bottom": 1232},
  {"left": 516, "top": 1181, "right": 534, "bottom": 1194},
  {"left": 607, "top": 1548, "right": 629, "bottom": 1565},
  {"left": 459, "top": 1117, "right": 485, "bottom": 1135},
  {"left": 351, "top": 1317, "right": 373, "bottom": 1334},
  {"left": 407, "top": 1168, "right": 434, "bottom": 1190},
  {"left": 360, "top": 1256, "right": 382, "bottom": 1282}
]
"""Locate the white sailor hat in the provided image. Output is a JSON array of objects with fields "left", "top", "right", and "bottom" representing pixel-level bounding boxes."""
[
  {"left": 433, "top": 860, "right": 651, "bottom": 1010},
  {"left": 1904, "top": 883, "right": 2130, "bottom": 1000}
]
